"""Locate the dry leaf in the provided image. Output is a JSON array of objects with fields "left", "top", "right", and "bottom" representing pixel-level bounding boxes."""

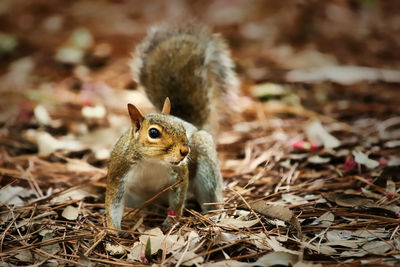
[
  {"left": 307, "top": 155, "right": 330, "bottom": 164},
  {"left": 362, "top": 241, "right": 392, "bottom": 255},
  {"left": 217, "top": 218, "right": 259, "bottom": 229},
  {"left": 286, "top": 66, "right": 400, "bottom": 85},
  {"left": 41, "top": 233, "right": 60, "bottom": 254},
  {"left": 323, "top": 192, "right": 375, "bottom": 208},
  {"left": 303, "top": 242, "right": 337, "bottom": 255},
  {"left": 250, "top": 200, "right": 302, "bottom": 236},
  {"left": 0, "top": 186, "right": 33, "bottom": 206},
  {"left": 281, "top": 194, "right": 309, "bottom": 205},
  {"left": 306, "top": 120, "right": 341, "bottom": 149},
  {"left": 294, "top": 262, "right": 323, "bottom": 267},
  {"left": 105, "top": 243, "right": 125, "bottom": 256},
  {"left": 50, "top": 189, "right": 89, "bottom": 204},
  {"left": 61, "top": 205, "right": 79, "bottom": 220},
  {"left": 173, "top": 251, "right": 204, "bottom": 266},
  {"left": 265, "top": 236, "right": 301, "bottom": 255},
  {"left": 352, "top": 151, "right": 379, "bottom": 169},
  {"left": 312, "top": 211, "right": 334, "bottom": 227},
  {"left": 139, "top": 227, "right": 164, "bottom": 254},
  {"left": 82, "top": 105, "right": 106, "bottom": 119},
  {"left": 34, "top": 105, "right": 53, "bottom": 125},
  {"left": 255, "top": 252, "right": 298, "bottom": 267},
  {"left": 127, "top": 242, "right": 144, "bottom": 262},
  {"left": 340, "top": 250, "right": 367, "bottom": 257},
  {"left": 204, "top": 260, "right": 247, "bottom": 267},
  {"left": 250, "top": 201, "right": 292, "bottom": 222},
  {"left": 14, "top": 250, "right": 34, "bottom": 262}
]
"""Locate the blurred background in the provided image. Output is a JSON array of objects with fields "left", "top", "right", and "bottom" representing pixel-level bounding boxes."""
[
  {"left": 0, "top": 0, "right": 399, "bottom": 158},
  {"left": 1, "top": 0, "right": 399, "bottom": 83}
]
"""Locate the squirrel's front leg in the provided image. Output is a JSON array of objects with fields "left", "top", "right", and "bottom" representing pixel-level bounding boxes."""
[
  {"left": 163, "top": 164, "right": 189, "bottom": 227},
  {"left": 105, "top": 172, "right": 127, "bottom": 234}
]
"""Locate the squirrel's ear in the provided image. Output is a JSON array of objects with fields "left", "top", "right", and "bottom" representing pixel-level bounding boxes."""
[
  {"left": 161, "top": 97, "right": 171, "bottom": 115},
  {"left": 127, "top": 103, "right": 144, "bottom": 132}
]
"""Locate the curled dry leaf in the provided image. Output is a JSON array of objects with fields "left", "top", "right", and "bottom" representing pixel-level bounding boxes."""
[{"left": 105, "top": 243, "right": 125, "bottom": 256}]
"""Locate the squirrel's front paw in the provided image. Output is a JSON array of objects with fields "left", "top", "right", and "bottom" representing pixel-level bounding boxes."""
[{"left": 161, "top": 209, "right": 178, "bottom": 228}]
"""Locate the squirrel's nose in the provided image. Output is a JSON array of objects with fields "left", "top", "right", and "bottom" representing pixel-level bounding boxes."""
[{"left": 180, "top": 147, "right": 189, "bottom": 157}]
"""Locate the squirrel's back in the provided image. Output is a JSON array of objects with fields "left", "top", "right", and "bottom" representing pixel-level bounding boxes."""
[{"left": 131, "top": 24, "right": 239, "bottom": 130}]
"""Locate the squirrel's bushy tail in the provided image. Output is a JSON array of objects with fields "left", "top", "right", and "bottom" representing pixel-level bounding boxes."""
[{"left": 130, "top": 23, "right": 239, "bottom": 131}]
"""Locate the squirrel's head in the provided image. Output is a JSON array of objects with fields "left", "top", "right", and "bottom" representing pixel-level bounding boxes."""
[{"left": 127, "top": 98, "right": 190, "bottom": 166}]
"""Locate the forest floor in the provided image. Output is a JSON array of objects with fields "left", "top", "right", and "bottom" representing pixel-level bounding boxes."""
[{"left": 1, "top": 1, "right": 400, "bottom": 266}]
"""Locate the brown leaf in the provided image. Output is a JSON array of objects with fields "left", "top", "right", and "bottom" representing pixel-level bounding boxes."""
[
  {"left": 323, "top": 192, "right": 376, "bottom": 208},
  {"left": 250, "top": 200, "right": 302, "bottom": 237}
]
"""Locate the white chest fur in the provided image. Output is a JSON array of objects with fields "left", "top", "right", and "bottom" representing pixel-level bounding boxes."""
[{"left": 124, "top": 159, "right": 174, "bottom": 207}]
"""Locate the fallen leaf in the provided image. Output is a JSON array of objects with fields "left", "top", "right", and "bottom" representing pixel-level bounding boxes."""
[
  {"left": 50, "top": 189, "right": 89, "bottom": 204},
  {"left": 204, "top": 260, "right": 247, "bottom": 267},
  {"left": 139, "top": 227, "right": 164, "bottom": 254},
  {"left": 217, "top": 217, "right": 259, "bottom": 229},
  {"left": 127, "top": 242, "right": 144, "bottom": 262},
  {"left": 340, "top": 250, "right": 367, "bottom": 257},
  {"left": 82, "top": 105, "right": 106, "bottom": 119},
  {"left": 14, "top": 250, "right": 33, "bottom": 262},
  {"left": 105, "top": 243, "right": 125, "bottom": 256},
  {"left": 61, "top": 205, "right": 79, "bottom": 220},
  {"left": 173, "top": 250, "right": 204, "bottom": 266},
  {"left": 323, "top": 192, "right": 376, "bottom": 207},
  {"left": 306, "top": 120, "right": 341, "bottom": 149},
  {"left": 286, "top": 66, "right": 400, "bottom": 85},
  {"left": 41, "top": 233, "right": 60, "bottom": 254},
  {"left": 0, "top": 186, "right": 33, "bottom": 206},
  {"left": 362, "top": 240, "right": 392, "bottom": 255},
  {"left": 352, "top": 151, "right": 379, "bottom": 169},
  {"left": 265, "top": 236, "right": 301, "bottom": 255},
  {"left": 250, "top": 201, "right": 292, "bottom": 222},
  {"left": 255, "top": 252, "right": 298, "bottom": 267},
  {"left": 294, "top": 261, "right": 323, "bottom": 267},
  {"left": 311, "top": 211, "right": 334, "bottom": 227},
  {"left": 34, "top": 105, "right": 53, "bottom": 125},
  {"left": 308, "top": 155, "right": 330, "bottom": 164}
]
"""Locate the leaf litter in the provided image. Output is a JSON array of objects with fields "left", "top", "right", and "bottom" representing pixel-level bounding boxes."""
[{"left": 1, "top": 1, "right": 400, "bottom": 266}]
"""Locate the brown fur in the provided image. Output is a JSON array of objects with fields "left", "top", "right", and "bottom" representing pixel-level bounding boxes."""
[
  {"left": 131, "top": 23, "right": 239, "bottom": 131},
  {"left": 106, "top": 24, "right": 238, "bottom": 232}
]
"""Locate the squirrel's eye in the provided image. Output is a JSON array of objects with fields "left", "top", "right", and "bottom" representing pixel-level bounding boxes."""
[{"left": 148, "top": 128, "right": 161, "bottom": 139}]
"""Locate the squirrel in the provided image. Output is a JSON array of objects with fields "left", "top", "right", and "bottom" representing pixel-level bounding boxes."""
[{"left": 105, "top": 24, "right": 239, "bottom": 231}]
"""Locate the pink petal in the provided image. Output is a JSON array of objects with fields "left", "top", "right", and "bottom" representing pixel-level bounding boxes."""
[{"left": 344, "top": 158, "right": 356, "bottom": 172}]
